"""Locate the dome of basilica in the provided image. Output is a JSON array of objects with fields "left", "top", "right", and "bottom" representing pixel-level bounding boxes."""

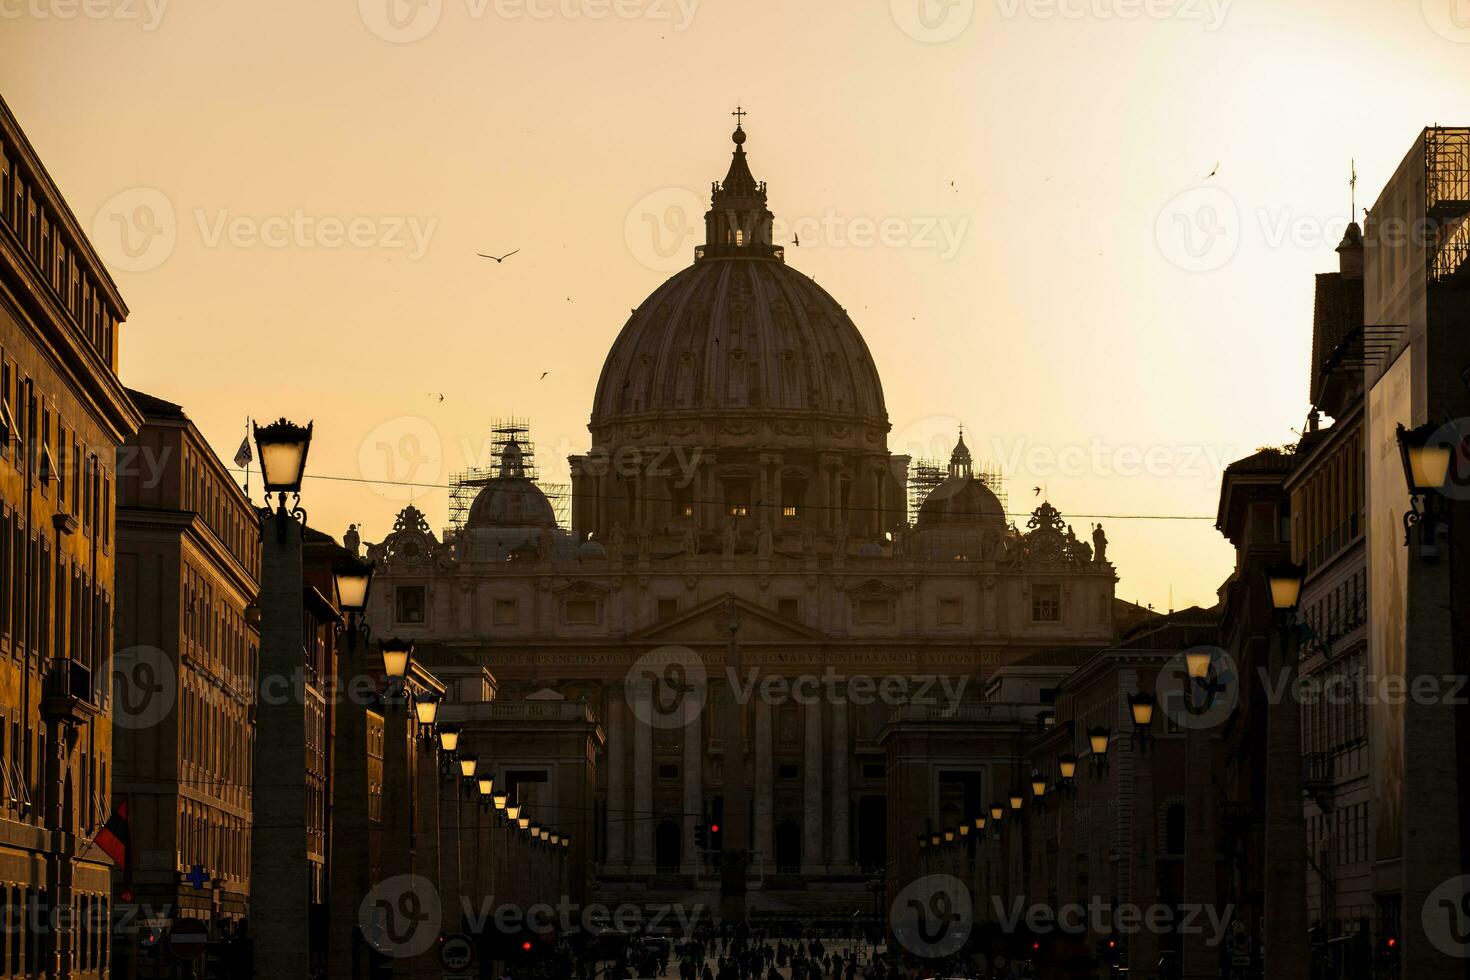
[
  {"left": 916, "top": 432, "right": 1007, "bottom": 529},
  {"left": 466, "top": 439, "right": 556, "bottom": 529},
  {"left": 590, "top": 124, "right": 888, "bottom": 451}
]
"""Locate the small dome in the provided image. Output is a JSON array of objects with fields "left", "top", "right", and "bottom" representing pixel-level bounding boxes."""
[
  {"left": 466, "top": 479, "right": 555, "bottom": 528},
  {"left": 917, "top": 477, "right": 1006, "bottom": 529}
]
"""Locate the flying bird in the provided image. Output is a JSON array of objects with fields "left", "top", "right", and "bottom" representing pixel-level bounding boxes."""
[
  {"left": 1204, "top": 163, "right": 1219, "bottom": 179},
  {"left": 540, "top": 372, "right": 549, "bottom": 380},
  {"left": 431, "top": 393, "right": 444, "bottom": 402},
  {"left": 793, "top": 232, "right": 800, "bottom": 246},
  {"left": 1033, "top": 486, "right": 1042, "bottom": 497},
  {"left": 478, "top": 249, "right": 520, "bottom": 263}
]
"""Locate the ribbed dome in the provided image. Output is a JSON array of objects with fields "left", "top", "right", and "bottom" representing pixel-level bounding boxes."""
[
  {"left": 590, "top": 121, "right": 887, "bottom": 450},
  {"left": 591, "top": 259, "right": 887, "bottom": 438}
]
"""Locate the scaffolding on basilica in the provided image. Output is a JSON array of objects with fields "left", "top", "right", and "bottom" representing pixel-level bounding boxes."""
[
  {"left": 907, "top": 456, "right": 1007, "bottom": 525},
  {"left": 448, "top": 417, "right": 571, "bottom": 531}
]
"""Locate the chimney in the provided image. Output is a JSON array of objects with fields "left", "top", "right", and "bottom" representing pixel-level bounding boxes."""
[{"left": 1337, "top": 221, "right": 1364, "bottom": 278}]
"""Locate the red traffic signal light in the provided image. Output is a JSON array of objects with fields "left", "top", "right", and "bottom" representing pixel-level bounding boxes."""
[
  {"left": 710, "top": 824, "right": 719, "bottom": 834},
  {"left": 521, "top": 941, "right": 533, "bottom": 952}
]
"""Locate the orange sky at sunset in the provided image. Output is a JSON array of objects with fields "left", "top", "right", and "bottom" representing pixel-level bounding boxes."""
[{"left": 5, "top": 0, "right": 1470, "bottom": 610}]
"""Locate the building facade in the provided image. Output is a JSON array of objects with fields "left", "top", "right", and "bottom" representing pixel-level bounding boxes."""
[
  {"left": 1286, "top": 224, "right": 1377, "bottom": 975},
  {"left": 364, "top": 120, "right": 1120, "bottom": 923},
  {"left": 0, "top": 94, "right": 142, "bottom": 978},
  {"left": 113, "top": 389, "right": 261, "bottom": 974}
]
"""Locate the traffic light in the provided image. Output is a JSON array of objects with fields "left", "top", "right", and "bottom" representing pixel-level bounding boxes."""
[
  {"left": 709, "top": 822, "right": 722, "bottom": 849},
  {"left": 695, "top": 822, "right": 707, "bottom": 848}
]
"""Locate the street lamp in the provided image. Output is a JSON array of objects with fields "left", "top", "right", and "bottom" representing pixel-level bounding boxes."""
[
  {"left": 1128, "top": 692, "right": 1156, "bottom": 750},
  {"left": 458, "top": 754, "right": 478, "bottom": 780},
  {"left": 506, "top": 804, "right": 521, "bottom": 821},
  {"left": 413, "top": 694, "right": 439, "bottom": 727},
  {"left": 438, "top": 727, "right": 460, "bottom": 753},
  {"left": 1088, "top": 726, "right": 1111, "bottom": 775},
  {"left": 1058, "top": 752, "right": 1079, "bottom": 792},
  {"left": 333, "top": 556, "right": 373, "bottom": 616},
  {"left": 253, "top": 418, "right": 313, "bottom": 530},
  {"left": 493, "top": 792, "right": 508, "bottom": 811},
  {"left": 1397, "top": 421, "right": 1455, "bottom": 552},
  {"left": 990, "top": 804, "right": 1004, "bottom": 823},
  {"left": 1031, "top": 772, "right": 1047, "bottom": 798},
  {"left": 379, "top": 639, "right": 413, "bottom": 704},
  {"left": 1266, "top": 560, "right": 1306, "bottom": 612},
  {"left": 944, "top": 829, "right": 955, "bottom": 843},
  {"left": 1008, "top": 793, "right": 1024, "bottom": 818}
]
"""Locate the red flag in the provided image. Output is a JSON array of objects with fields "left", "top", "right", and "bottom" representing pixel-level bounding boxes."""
[{"left": 94, "top": 800, "right": 130, "bottom": 869}]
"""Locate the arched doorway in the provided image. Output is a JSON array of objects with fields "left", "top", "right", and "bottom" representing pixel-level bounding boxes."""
[
  {"left": 775, "top": 821, "right": 802, "bottom": 874},
  {"left": 655, "top": 820, "right": 681, "bottom": 873}
]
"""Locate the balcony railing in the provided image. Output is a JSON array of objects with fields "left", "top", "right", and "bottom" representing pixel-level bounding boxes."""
[{"left": 1302, "top": 752, "right": 1335, "bottom": 791}]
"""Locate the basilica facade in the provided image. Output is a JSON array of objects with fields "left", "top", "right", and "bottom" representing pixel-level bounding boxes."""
[{"left": 363, "top": 120, "right": 1119, "bottom": 918}]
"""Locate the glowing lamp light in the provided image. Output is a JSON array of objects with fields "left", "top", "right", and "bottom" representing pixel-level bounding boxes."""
[
  {"left": 478, "top": 777, "right": 494, "bottom": 797},
  {"left": 1008, "top": 794, "right": 1023, "bottom": 811},
  {"left": 1088, "top": 727, "right": 1111, "bottom": 757},
  {"left": 380, "top": 639, "right": 413, "bottom": 681},
  {"left": 414, "top": 695, "right": 439, "bottom": 727},
  {"left": 1184, "top": 648, "right": 1213, "bottom": 681},
  {"left": 1128, "top": 692, "right": 1157, "bottom": 729},
  {"left": 458, "top": 755, "right": 478, "bottom": 779},
  {"left": 1397, "top": 421, "right": 1454, "bottom": 495},
  {"left": 438, "top": 728, "right": 460, "bottom": 753},
  {"left": 493, "top": 793, "right": 508, "bottom": 810},
  {"left": 1266, "top": 560, "right": 1306, "bottom": 612},
  {"left": 332, "top": 557, "right": 373, "bottom": 615},
  {"left": 252, "top": 418, "right": 312, "bottom": 494},
  {"left": 1058, "top": 753, "right": 1079, "bottom": 781}
]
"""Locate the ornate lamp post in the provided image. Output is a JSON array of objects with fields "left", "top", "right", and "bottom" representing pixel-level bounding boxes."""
[
  {"left": 249, "top": 415, "right": 315, "bottom": 975},
  {"left": 1396, "top": 421, "right": 1454, "bottom": 554},
  {"left": 253, "top": 418, "right": 312, "bottom": 540},
  {"left": 1087, "top": 726, "right": 1110, "bottom": 776},
  {"left": 1262, "top": 558, "right": 1309, "bottom": 980},
  {"left": 1127, "top": 692, "right": 1156, "bottom": 750}
]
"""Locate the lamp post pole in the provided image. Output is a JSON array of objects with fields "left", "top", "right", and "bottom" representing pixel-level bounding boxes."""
[
  {"left": 1395, "top": 423, "right": 1461, "bottom": 980},
  {"left": 1264, "top": 562, "right": 1309, "bottom": 980}
]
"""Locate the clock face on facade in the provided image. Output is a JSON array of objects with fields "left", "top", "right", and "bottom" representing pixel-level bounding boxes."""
[
  {"left": 395, "top": 532, "right": 427, "bottom": 564},
  {"left": 1031, "top": 529, "right": 1064, "bottom": 563}
]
